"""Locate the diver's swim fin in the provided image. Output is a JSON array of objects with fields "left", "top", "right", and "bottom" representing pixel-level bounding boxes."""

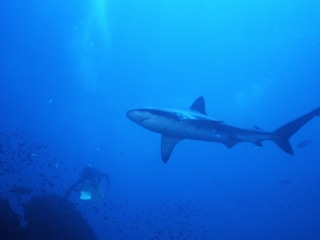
[
  {"left": 80, "top": 180, "right": 91, "bottom": 200},
  {"left": 91, "top": 178, "right": 104, "bottom": 202}
]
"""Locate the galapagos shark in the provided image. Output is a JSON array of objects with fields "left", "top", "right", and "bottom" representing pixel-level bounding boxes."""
[{"left": 126, "top": 97, "right": 320, "bottom": 163}]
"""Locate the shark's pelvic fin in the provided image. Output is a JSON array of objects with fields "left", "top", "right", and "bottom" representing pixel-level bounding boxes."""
[
  {"left": 189, "top": 96, "right": 207, "bottom": 115},
  {"left": 272, "top": 107, "right": 320, "bottom": 154},
  {"left": 161, "top": 135, "right": 183, "bottom": 163},
  {"left": 223, "top": 139, "right": 240, "bottom": 148}
]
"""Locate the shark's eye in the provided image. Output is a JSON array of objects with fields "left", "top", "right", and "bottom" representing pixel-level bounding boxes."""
[{"left": 177, "top": 113, "right": 188, "bottom": 120}]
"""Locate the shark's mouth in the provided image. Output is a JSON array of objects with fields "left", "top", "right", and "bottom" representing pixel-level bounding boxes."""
[{"left": 140, "top": 118, "right": 150, "bottom": 124}]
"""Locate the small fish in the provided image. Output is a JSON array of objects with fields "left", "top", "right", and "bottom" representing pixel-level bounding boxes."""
[
  {"left": 279, "top": 180, "right": 292, "bottom": 185},
  {"left": 297, "top": 139, "right": 311, "bottom": 148},
  {"left": 9, "top": 187, "right": 32, "bottom": 195},
  {"left": 0, "top": 142, "right": 10, "bottom": 154}
]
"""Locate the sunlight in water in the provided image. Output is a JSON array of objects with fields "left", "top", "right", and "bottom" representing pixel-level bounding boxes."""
[
  {"left": 93, "top": 0, "right": 111, "bottom": 40},
  {"left": 235, "top": 77, "right": 275, "bottom": 111},
  {"left": 70, "top": 0, "right": 111, "bottom": 91}
]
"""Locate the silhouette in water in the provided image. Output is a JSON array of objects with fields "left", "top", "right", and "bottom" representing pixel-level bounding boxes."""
[
  {"left": 65, "top": 164, "right": 110, "bottom": 202},
  {"left": 297, "top": 139, "right": 311, "bottom": 148},
  {"left": 0, "top": 194, "right": 97, "bottom": 240}
]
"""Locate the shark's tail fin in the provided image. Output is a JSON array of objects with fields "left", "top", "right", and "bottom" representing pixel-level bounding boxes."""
[{"left": 272, "top": 107, "right": 320, "bottom": 155}]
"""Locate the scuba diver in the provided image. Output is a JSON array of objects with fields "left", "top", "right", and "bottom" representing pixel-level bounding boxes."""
[{"left": 65, "top": 164, "right": 110, "bottom": 202}]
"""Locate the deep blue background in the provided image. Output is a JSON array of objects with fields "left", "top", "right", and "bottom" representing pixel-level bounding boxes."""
[{"left": 1, "top": 0, "right": 320, "bottom": 239}]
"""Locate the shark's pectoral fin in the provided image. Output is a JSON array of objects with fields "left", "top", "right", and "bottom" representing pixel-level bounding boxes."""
[{"left": 161, "top": 135, "right": 183, "bottom": 163}]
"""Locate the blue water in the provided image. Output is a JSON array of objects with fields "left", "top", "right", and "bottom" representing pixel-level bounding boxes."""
[{"left": 1, "top": 0, "right": 320, "bottom": 239}]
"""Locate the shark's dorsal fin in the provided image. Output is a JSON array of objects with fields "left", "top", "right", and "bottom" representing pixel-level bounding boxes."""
[
  {"left": 253, "top": 125, "right": 263, "bottom": 130},
  {"left": 161, "top": 135, "right": 183, "bottom": 163},
  {"left": 189, "top": 97, "right": 207, "bottom": 115}
]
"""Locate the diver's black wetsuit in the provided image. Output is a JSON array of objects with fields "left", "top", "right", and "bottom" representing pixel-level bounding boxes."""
[{"left": 65, "top": 165, "right": 110, "bottom": 198}]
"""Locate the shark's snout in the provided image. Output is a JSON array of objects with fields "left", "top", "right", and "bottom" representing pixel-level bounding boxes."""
[
  {"left": 126, "top": 109, "right": 153, "bottom": 124},
  {"left": 126, "top": 110, "right": 135, "bottom": 120},
  {"left": 126, "top": 110, "right": 140, "bottom": 123}
]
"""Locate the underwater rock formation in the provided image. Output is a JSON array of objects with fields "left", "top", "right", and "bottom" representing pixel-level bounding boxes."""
[
  {"left": 0, "top": 198, "right": 23, "bottom": 239},
  {"left": 22, "top": 194, "right": 97, "bottom": 240}
]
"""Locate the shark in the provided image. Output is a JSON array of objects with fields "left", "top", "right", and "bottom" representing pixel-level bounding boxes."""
[{"left": 126, "top": 97, "right": 320, "bottom": 163}]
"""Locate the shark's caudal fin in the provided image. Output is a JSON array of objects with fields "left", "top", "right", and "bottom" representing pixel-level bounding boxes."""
[{"left": 272, "top": 107, "right": 320, "bottom": 154}]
